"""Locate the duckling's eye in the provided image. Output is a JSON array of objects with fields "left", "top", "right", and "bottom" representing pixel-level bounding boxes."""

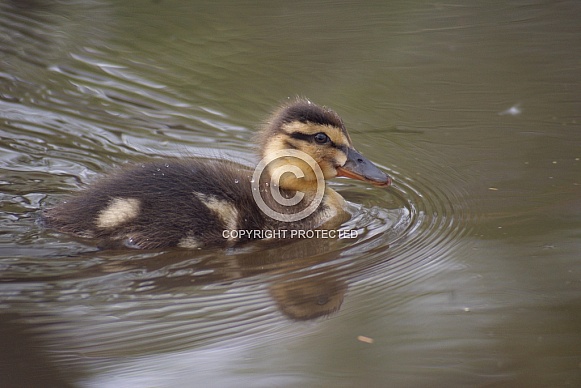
[{"left": 314, "top": 132, "right": 329, "bottom": 144}]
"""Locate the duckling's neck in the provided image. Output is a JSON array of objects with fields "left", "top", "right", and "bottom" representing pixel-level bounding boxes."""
[
  {"left": 261, "top": 170, "right": 322, "bottom": 207},
  {"left": 275, "top": 173, "right": 320, "bottom": 193},
  {"left": 257, "top": 169, "right": 350, "bottom": 229},
  {"left": 263, "top": 156, "right": 322, "bottom": 192}
]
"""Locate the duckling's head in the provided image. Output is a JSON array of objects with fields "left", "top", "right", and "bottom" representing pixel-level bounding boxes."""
[{"left": 258, "top": 99, "right": 391, "bottom": 190}]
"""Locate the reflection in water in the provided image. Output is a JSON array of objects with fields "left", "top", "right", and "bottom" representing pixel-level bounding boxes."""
[
  {"left": 0, "top": 0, "right": 475, "bottom": 384},
  {"left": 2, "top": 232, "right": 386, "bottom": 376},
  {"left": 2, "top": 164, "right": 469, "bottom": 384},
  {"left": 270, "top": 271, "right": 346, "bottom": 321},
  {"left": 1, "top": 0, "right": 580, "bottom": 386},
  {"left": 0, "top": 313, "right": 78, "bottom": 388}
]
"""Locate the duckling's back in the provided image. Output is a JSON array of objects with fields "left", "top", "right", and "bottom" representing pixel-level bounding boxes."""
[{"left": 43, "top": 159, "right": 263, "bottom": 249}]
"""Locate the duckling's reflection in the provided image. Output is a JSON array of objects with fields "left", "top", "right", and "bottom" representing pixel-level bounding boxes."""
[
  {"left": 269, "top": 270, "right": 346, "bottom": 321},
  {"left": 2, "top": 231, "right": 393, "bottom": 386},
  {"left": 96, "top": 236, "right": 350, "bottom": 321},
  {"left": 12, "top": 233, "right": 352, "bottom": 321},
  {"left": 0, "top": 313, "right": 79, "bottom": 388}
]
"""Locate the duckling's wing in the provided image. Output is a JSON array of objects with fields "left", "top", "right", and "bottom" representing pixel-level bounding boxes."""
[{"left": 43, "top": 159, "right": 262, "bottom": 249}]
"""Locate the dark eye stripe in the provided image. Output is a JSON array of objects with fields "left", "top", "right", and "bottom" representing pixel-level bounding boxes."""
[
  {"left": 289, "top": 132, "right": 341, "bottom": 149},
  {"left": 288, "top": 132, "right": 312, "bottom": 142}
]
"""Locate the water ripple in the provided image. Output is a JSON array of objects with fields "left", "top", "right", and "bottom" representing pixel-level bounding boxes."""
[
  {"left": 0, "top": 0, "right": 474, "bottom": 360},
  {"left": 4, "top": 156, "right": 473, "bottom": 353},
  {"left": 341, "top": 157, "right": 475, "bottom": 309}
]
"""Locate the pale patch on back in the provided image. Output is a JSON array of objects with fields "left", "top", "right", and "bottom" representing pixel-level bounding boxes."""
[
  {"left": 178, "top": 236, "right": 202, "bottom": 249},
  {"left": 194, "top": 192, "right": 238, "bottom": 237},
  {"left": 96, "top": 197, "right": 141, "bottom": 229}
]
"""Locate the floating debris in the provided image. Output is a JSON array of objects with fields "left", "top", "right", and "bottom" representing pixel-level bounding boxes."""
[
  {"left": 499, "top": 104, "right": 521, "bottom": 116},
  {"left": 357, "top": 335, "right": 374, "bottom": 344}
]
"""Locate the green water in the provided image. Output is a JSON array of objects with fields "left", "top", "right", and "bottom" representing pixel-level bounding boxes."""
[{"left": 0, "top": 1, "right": 580, "bottom": 387}]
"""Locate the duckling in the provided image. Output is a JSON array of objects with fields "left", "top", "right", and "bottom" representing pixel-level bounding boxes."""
[{"left": 43, "top": 99, "right": 391, "bottom": 249}]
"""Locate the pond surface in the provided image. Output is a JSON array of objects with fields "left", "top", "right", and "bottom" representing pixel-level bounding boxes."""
[{"left": 1, "top": 0, "right": 580, "bottom": 387}]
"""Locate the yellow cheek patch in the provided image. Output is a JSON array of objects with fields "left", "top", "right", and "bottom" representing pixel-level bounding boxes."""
[
  {"left": 261, "top": 133, "right": 288, "bottom": 158},
  {"left": 326, "top": 127, "right": 351, "bottom": 149},
  {"left": 261, "top": 119, "right": 354, "bottom": 184},
  {"left": 317, "top": 148, "right": 347, "bottom": 179}
]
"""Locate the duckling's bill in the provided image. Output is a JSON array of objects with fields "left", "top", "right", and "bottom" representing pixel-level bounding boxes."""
[{"left": 336, "top": 147, "right": 392, "bottom": 187}]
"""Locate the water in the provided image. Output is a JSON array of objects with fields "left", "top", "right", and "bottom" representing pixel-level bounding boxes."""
[{"left": 1, "top": 0, "right": 580, "bottom": 387}]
